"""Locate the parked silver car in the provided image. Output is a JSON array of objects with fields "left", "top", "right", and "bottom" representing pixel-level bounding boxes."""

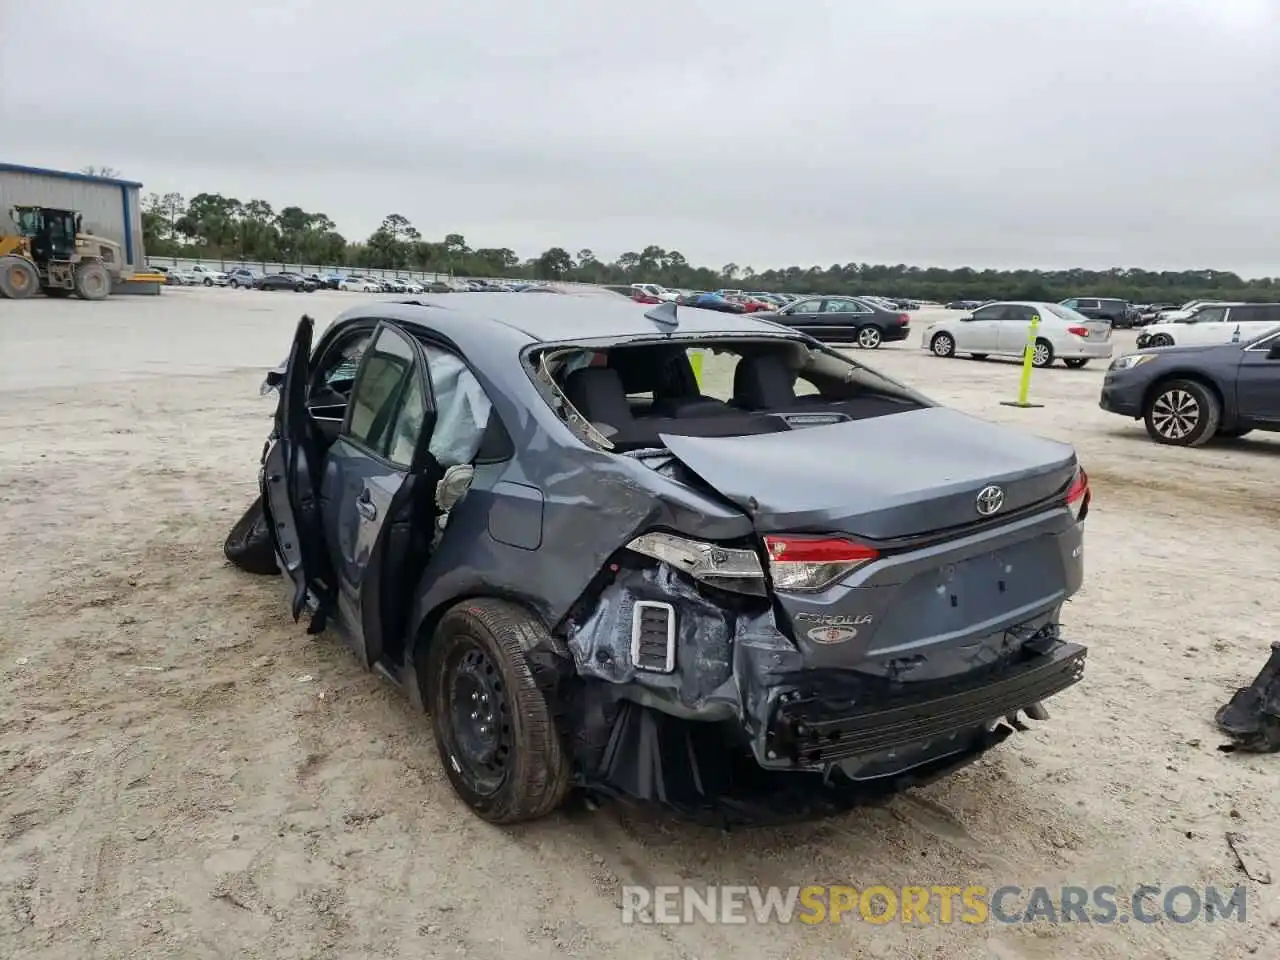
[{"left": 923, "top": 301, "right": 1114, "bottom": 369}]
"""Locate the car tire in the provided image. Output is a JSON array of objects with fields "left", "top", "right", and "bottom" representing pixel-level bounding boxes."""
[
  {"left": 1031, "top": 339, "right": 1054, "bottom": 368},
  {"left": 1064, "top": 358, "right": 1090, "bottom": 369},
  {"left": 856, "top": 325, "right": 883, "bottom": 349},
  {"left": 223, "top": 495, "right": 279, "bottom": 575},
  {"left": 230, "top": 280, "right": 239, "bottom": 289},
  {"left": 203, "top": 278, "right": 213, "bottom": 286},
  {"left": 1143, "top": 378, "right": 1220, "bottom": 446},
  {"left": 1148, "top": 334, "right": 1174, "bottom": 347},
  {"left": 930, "top": 332, "right": 956, "bottom": 357},
  {"left": 425, "top": 599, "right": 571, "bottom": 824}
]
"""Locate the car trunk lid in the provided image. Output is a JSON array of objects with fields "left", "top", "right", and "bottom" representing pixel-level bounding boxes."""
[
  {"left": 661, "top": 407, "right": 1085, "bottom": 676},
  {"left": 659, "top": 406, "right": 1078, "bottom": 541}
]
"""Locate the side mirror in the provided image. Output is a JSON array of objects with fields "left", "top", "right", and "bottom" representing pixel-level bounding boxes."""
[{"left": 1267, "top": 342, "right": 1280, "bottom": 360}]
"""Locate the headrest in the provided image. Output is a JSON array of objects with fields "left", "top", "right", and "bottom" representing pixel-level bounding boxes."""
[
  {"left": 562, "top": 366, "right": 632, "bottom": 430},
  {"left": 733, "top": 353, "right": 797, "bottom": 409}
]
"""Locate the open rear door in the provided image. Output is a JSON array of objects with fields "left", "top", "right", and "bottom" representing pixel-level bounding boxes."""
[{"left": 261, "top": 315, "right": 337, "bottom": 633}]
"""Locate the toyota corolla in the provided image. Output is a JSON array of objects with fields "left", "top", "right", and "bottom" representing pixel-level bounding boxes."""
[{"left": 223, "top": 295, "right": 1092, "bottom": 825}]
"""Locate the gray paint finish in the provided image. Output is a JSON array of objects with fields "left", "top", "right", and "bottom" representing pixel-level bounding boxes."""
[
  {"left": 659, "top": 407, "right": 1078, "bottom": 538},
  {"left": 1100, "top": 329, "right": 1280, "bottom": 431},
  {"left": 487, "top": 480, "right": 545, "bottom": 550},
  {"left": 262, "top": 298, "right": 1093, "bottom": 791},
  {"left": 293, "top": 301, "right": 1087, "bottom": 687}
]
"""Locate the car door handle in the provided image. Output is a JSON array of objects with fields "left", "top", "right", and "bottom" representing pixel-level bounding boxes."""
[{"left": 355, "top": 488, "right": 377, "bottom": 521}]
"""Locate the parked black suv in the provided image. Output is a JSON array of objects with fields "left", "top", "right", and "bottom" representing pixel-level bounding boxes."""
[{"left": 1060, "top": 297, "right": 1135, "bottom": 329}]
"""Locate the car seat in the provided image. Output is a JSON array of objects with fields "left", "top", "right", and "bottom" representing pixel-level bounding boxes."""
[
  {"left": 732, "top": 353, "right": 798, "bottom": 409},
  {"left": 647, "top": 352, "right": 735, "bottom": 418},
  {"left": 562, "top": 367, "right": 635, "bottom": 437}
]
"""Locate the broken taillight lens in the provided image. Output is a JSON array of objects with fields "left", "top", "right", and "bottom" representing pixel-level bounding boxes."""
[
  {"left": 1066, "top": 466, "right": 1090, "bottom": 522},
  {"left": 763, "top": 535, "right": 879, "bottom": 592},
  {"left": 625, "top": 532, "right": 767, "bottom": 596}
]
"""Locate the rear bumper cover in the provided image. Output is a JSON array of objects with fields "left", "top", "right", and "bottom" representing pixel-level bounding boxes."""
[
  {"left": 567, "top": 559, "right": 1088, "bottom": 811},
  {"left": 761, "top": 641, "right": 1087, "bottom": 770}
]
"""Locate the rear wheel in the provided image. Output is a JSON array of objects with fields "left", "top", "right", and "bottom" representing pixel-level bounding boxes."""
[
  {"left": 74, "top": 262, "right": 111, "bottom": 300},
  {"left": 1064, "top": 358, "right": 1090, "bottom": 369},
  {"left": 425, "top": 600, "right": 571, "bottom": 823},
  {"left": 1144, "top": 379, "right": 1220, "bottom": 446},
  {"left": 856, "top": 325, "right": 883, "bottom": 349},
  {"left": 930, "top": 331, "right": 956, "bottom": 357},
  {"left": 1031, "top": 339, "right": 1054, "bottom": 368},
  {"left": 0, "top": 256, "right": 39, "bottom": 299}
]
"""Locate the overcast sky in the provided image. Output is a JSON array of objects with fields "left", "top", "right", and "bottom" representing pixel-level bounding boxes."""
[{"left": 3, "top": 0, "right": 1278, "bottom": 275}]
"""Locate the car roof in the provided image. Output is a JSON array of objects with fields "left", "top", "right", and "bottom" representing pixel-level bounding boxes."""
[
  {"left": 990, "top": 300, "right": 1065, "bottom": 309},
  {"left": 347, "top": 292, "right": 797, "bottom": 346}
]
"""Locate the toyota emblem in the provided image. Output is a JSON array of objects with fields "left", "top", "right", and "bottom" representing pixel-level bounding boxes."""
[{"left": 975, "top": 485, "right": 1005, "bottom": 516}]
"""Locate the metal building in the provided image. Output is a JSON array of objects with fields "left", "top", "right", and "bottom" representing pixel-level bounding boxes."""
[{"left": 0, "top": 162, "right": 146, "bottom": 268}]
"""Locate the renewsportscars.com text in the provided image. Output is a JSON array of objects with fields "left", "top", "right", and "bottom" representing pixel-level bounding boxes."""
[{"left": 621, "top": 884, "right": 1248, "bottom": 925}]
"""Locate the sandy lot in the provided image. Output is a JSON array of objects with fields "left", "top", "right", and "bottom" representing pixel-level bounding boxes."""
[{"left": 1, "top": 287, "right": 1277, "bottom": 960}]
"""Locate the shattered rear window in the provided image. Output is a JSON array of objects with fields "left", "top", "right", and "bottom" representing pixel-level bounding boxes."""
[{"left": 527, "top": 336, "right": 930, "bottom": 452}]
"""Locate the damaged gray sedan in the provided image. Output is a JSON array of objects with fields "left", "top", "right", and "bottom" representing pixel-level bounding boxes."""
[{"left": 230, "top": 294, "right": 1092, "bottom": 825}]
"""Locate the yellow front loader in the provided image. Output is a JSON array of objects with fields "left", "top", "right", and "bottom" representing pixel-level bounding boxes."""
[{"left": 0, "top": 205, "right": 120, "bottom": 300}]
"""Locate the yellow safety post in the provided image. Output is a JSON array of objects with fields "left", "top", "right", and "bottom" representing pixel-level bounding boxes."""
[
  {"left": 1000, "top": 313, "right": 1046, "bottom": 409},
  {"left": 689, "top": 348, "right": 704, "bottom": 389}
]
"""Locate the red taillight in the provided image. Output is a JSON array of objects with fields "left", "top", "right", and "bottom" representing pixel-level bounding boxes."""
[
  {"left": 763, "top": 535, "right": 879, "bottom": 592},
  {"left": 1067, "top": 325, "right": 1089, "bottom": 337},
  {"left": 1066, "top": 467, "right": 1090, "bottom": 521},
  {"left": 897, "top": 313, "right": 910, "bottom": 325}
]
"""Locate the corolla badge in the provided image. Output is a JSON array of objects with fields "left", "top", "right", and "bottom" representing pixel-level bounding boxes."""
[
  {"left": 807, "top": 625, "right": 859, "bottom": 644},
  {"left": 796, "top": 613, "right": 873, "bottom": 645},
  {"left": 975, "top": 485, "right": 1005, "bottom": 516}
]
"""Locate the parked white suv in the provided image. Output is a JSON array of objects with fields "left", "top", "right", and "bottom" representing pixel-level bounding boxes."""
[
  {"left": 189, "top": 265, "right": 229, "bottom": 287},
  {"left": 1137, "top": 303, "right": 1280, "bottom": 348}
]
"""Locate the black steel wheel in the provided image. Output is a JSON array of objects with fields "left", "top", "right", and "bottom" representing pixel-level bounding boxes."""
[
  {"left": 425, "top": 600, "right": 571, "bottom": 823},
  {"left": 444, "top": 641, "right": 513, "bottom": 797}
]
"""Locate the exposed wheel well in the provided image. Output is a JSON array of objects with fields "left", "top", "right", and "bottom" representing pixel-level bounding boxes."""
[
  {"left": 1141, "top": 372, "right": 1224, "bottom": 418},
  {"left": 409, "top": 592, "right": 554, "bottom": 683}
]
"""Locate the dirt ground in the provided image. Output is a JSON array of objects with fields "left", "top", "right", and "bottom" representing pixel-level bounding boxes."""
[{"left": 2, "top": 288, "right": 1277, "bottom": 960}]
